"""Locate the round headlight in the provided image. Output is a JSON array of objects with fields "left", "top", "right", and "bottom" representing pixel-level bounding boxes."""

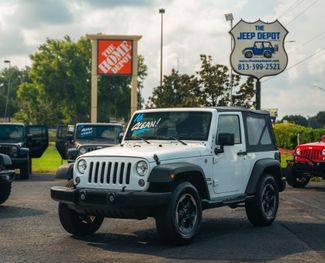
[
  {"left": 136, "top": 161, "right": 148, "bottom": 176},
  {"left": 77, "top": 159, "right": 87, "bottom": 174},
  {"left": 79, "top": 147, "right": 87, "bottom": 155},
  {"left": 322, "top": 149, "right": 325, "bottom": 156},
  {"left": 296, "top": 148, "right": 301, "bottom": 156}
]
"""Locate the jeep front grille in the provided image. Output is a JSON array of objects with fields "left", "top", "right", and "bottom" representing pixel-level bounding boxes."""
[
  {"left": 300, "top": 149, "right": 322, "bottom": 160},
  {"left": 87, "top": 161, "right": 132, "bottom": 185},
  {"left": 0, "top": 145, "right": 12, "bottom": 155}
]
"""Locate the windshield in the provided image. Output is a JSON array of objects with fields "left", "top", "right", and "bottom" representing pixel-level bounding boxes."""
[
  {"left": 125, "top": 111, "right": 212, "bottom": 141},
  {"left": 75, "top": 125, "right": 121, "bottom": 142},
  {"left": 0, "top": 125, "right": 24, "bottom": 142}
]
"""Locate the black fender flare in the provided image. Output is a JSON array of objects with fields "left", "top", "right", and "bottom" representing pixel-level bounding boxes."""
[
  {"left": 55, "top": 163, "right": 74, "bottom": 180},
  {"left": 148, "top": 162, "right": 210, "bottom": 199},
  {"left": 245, "top": 158, "right": 285, "bottom": 194}
]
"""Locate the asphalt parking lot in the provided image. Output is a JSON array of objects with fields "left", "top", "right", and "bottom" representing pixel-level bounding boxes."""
[{"left": 0, "top": 175, "right": 324, "bottom": 263}]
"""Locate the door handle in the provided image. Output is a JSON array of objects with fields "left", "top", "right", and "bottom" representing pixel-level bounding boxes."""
[{"left": 237, "top": 151, "right": 247, "bottom": 156}]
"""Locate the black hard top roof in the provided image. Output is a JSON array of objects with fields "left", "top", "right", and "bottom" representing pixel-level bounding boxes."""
[{"left": 215, "top": 107, "right": 270, "bottom": 115}]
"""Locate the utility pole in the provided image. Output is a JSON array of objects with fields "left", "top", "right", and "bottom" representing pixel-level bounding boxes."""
[
  {"left": 159, "top": 8, "right": 165, "bottom": 87},
  {"left": 256, "top": 79, "right": 261, "bottom": 110},
  {"left": 3, "top": 60, "right": 11, "bottom": 120},
  {"left": 225, "top": 13, "right": 234, "bottom": 105}
]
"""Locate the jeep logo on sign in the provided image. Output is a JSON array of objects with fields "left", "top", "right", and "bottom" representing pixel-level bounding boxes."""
[
  {"left": 230, "top": 19, "right": 288, "bottom": 79},
  {"left": 97, "top": 40, "right": 133, "bottom": 75}
]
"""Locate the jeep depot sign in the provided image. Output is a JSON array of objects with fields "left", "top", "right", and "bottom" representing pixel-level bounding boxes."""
[
  {"left": 230, "top": 19, "right": 288, "bottom": 79},
  {"left": 97, "top": 40, "right": 133, "bottom": 75}
]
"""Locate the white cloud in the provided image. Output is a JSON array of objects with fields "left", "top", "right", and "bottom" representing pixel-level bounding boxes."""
[{"left": 0, "top": 0, "right": 324, "bottom": 117}]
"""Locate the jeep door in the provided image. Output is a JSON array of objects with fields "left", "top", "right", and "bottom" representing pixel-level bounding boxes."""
[
  {"left": 55, "top": 125, "right": 69, "bottom": 160},
  {"left": 212, "top": 113, "right": 247, "bottom": 197},
  {"left": 26, "top": 125, "right": 49, "bottom": 158}
]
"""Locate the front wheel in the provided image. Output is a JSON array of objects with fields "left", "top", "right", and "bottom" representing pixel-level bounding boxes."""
[
  {"left": 0, "top": 182, "right": 11, "bottom": 205},
  {"left": 245, "top": 175, "right": 279, "bottom": 226},
  {"left": 155, "top": 182, "right": 202, "bottom": 245},
  {"left": 20, "top": 159, "right": 30, "bottom": 180},
  {"left": 58, "top": 203, "right": 104, "bottom": 236}
]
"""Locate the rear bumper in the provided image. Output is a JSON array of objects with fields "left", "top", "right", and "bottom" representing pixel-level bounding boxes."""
[
  {"left": 0, "top": 170, "right": 15, "bottom": 183},
  {"left": 51, "top": 186, "right": 171, "bottom": 218}
]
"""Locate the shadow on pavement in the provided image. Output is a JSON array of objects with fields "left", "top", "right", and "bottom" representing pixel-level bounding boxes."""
[
  {"left": 76, "top": 218, "right": 325, "bottom": 262},
  {"left": 0, "top": 206, "right": 47, "bottom": 219}
]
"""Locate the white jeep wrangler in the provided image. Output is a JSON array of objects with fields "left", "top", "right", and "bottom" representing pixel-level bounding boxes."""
[{"left": 51, "top": 107, "right": 285, "bottom": 244}]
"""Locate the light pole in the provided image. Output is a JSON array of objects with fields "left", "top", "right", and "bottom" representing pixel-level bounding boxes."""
[
  {"left": 225, "top": 13, "right": 234, "bottom": 105},
  {"left": 159, "top": 8, "right": 165, "bottom": 87},
  {"left": 3, "top": 60, "right": 11, "bottom": 120}
]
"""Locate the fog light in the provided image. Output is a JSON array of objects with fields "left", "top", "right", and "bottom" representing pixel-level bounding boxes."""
[
  {"left": 108, "top": 193, "right": 115, "bottom": 203},
  {"left": 80, "top": 193, "right": 86, "bottom": 200},
  {"left": 75, "top": 176, "right": 81, "bottom": 185},
  {"left": 138, "top": 179, "right": 145, "bottom": 187}
]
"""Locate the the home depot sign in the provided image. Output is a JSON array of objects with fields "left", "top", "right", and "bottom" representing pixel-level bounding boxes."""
[{"left": 97, "top": 40, "right": 133, "bottom": 75}]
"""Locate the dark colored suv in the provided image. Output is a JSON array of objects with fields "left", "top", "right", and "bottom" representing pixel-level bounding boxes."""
[
  {"left": 0, "top": 153, "right": 15, "bottom": 204},
  {"left": 56, "top": 123, "right": 123, "bottom": 163},
  {"left": 0, "top": 124, "right": 49, "bottom": 179}
]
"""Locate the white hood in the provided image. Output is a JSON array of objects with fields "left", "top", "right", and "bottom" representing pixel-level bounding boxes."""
[{"left": 81, "top": 142, "right": 208, "bottom": 163}]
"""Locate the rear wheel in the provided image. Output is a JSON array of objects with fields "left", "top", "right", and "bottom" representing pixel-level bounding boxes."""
[
  {"left": 0, "top": 182, "right": 11, "bottom": 205},
  {"left": 263, "top": 51, "right": 272, "bottom": 58},
  {"left": 58, "top": 203, "right": 104, "bottom": 236},
  {"left": 286, "top": 165, "right": 310, "bottom": 188},
  {"left": 245, "top": 175, "right": 279, "bottom": 226},
  {"left": 244, "top": 51, "right": 253, "bottom": 58},
  {"left": 155, "top": 182, "right": 202, "bottom": 245}
]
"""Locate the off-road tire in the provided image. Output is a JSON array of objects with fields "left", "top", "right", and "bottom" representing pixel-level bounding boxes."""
[
  {"left": 58, "top": 203, "right": 104, "bottom": 236},
  {"left": 155, "top": 182, "right": 202, "bottom": 245},
  {"left": 65, "top": 179, "right": 74, "bottom": 188},
  {"left": 286, "top": 165, "right": 310, "bottom": 188},
  {"left": 263, "top": 51, "right": 272, "bottom": 58},
  {"left": 244, "top": 51, "right": 253, "bottom": 58},
  {"left": 245, "top": 175, "right": 279, "bottom": 226},
  {"left": 0, "top": 182, "right": 11, "bottom": 205}
]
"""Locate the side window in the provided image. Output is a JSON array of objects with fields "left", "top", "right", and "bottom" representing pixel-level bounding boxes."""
[
  {"left": 245, "top": 114, "right": 274, "bottom": 150},
  {"left": 217, "top": 115, "right": 241, "bottom": 144},
  {"left": 28, "top": 126, "right": 47, "bottom": 138}
]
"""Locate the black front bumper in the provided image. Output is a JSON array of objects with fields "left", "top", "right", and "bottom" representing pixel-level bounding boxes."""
[
  {"left": 0, "top": 170, "right": 15, "bottom": 183},
  {"left": 51, "top": 186, "right": 171, "bottom": 219},
  {"left": 289, "top": 161, "right": 325, "bottom": 177}
]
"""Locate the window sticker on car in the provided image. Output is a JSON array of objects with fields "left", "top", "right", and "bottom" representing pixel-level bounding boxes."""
[
  {"left": 80, "top": 127, "right": 94, "bottom": 137},
  {"left": 131, "top": 115, "right": 162, "bottom": 136}
]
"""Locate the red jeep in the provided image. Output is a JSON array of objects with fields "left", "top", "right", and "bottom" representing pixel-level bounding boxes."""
[{"left": 286, "top": 134, "right": 325, "bottom": 188}]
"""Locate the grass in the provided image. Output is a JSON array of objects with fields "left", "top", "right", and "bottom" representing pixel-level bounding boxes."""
[{"left": 32, "top": 142, "right": 66, "bottom": 173}]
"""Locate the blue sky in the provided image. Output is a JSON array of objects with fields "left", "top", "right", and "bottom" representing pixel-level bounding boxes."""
[{"left": 0, "top": 0, "right": 324, "bottom": 118}]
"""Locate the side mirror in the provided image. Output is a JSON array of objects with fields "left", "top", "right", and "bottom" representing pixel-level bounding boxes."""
[
  {"left": 118, "top": 132, "right": 124, "bottom": 143},
  {"left": 215, "top": 133, "right": 234, "bottom": 154},
  {"left": 321, "top": 134, "right": 325, "bottom": 142},
  {"left": 66, "top": 134, "right": 74, "bottom": 142}
]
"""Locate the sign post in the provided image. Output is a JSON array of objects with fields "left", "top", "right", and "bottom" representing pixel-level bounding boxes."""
[
  {"left": 230, "top": 20, "right": 288, "bottom": 110},
  {"left": 86, "top": 34, "right": 142, "bottom": 123}
]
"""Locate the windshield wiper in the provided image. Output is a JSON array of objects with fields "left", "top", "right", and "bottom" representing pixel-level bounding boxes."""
[
  {"left": 133, "top": 135, "right": 151, "bottom": 144},
  {"left": 169, "top": 136, "right": 187, "bottom": 145}
]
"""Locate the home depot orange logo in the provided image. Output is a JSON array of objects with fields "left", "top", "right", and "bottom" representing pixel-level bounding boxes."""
[{"left": 97, "top": 40, "right": 133, "bottom": 75}]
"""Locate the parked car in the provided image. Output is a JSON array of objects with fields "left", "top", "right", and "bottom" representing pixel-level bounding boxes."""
[
  {"left": 243, "top": 41, "right": 278, "bottom": 59},
  {"left": 55, "top": 123, "right": 123, "bottom": 179},
  {"left": 51, "top": 107, "right": 285, "bottom": 245},
  {"left": 0, "top": 124, "right": 48, "bottom": 179},
  {"left": 286, "top": 134, "right": 325, "bottom": 188},
  {"left": 0, "top": 153, "right": 15, "bottom": 205}
]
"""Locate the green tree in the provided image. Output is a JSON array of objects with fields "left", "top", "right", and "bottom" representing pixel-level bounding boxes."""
[
  {"left": 147, "top": 55, "right": 255, "bottom": 108},
  {"left": 282, "top": 115, "right": 308, "bottom": 127},
  {"left": 0, "top": 66, "right": 29, "bottom": 120},
  {"left": 316, "top": 111, "right": 325, "bottom": 128},
  {"left": 146, "top": 69, "right": 200, "bottom": 108}
]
